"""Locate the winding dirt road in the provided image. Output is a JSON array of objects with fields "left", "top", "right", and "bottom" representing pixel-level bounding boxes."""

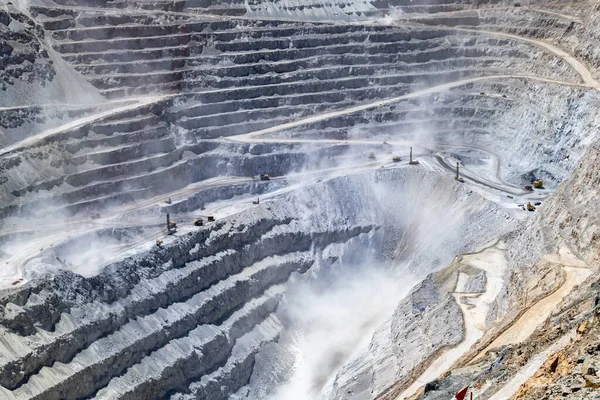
[
  {"left": 230, "top": 75, "right": 585, "bottom": 143},
  {"left": 475, "top": 253, "right": 591, "bottom": 361},
  {"left": 455, "top": 28, "right": 600, "bottom": 89},
  {"left": 0, "top": 158, "right": 394, "bottom": 286},
  {"left": 397, "top": 244, "right": 508, "bottom": 400},
  {"left": 0, "top": 97, "right": 164, "bottom": 157}
]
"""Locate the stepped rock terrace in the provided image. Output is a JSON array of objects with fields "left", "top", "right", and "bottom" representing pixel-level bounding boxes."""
[{"left": 2, "top": 0, "right": 600, "bottom": 399}]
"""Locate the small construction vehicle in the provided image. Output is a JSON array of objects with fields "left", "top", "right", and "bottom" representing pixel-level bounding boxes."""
[
  {"left": 166, "top": 214, "right": 177, "bottom": 235},
  {"left": 193, "top": 219, "right": 203, "bottom": 226},
  {"left": 166, "top": 198, "right": 172, "bottom": 204},
  {"left": 368, "top": 152, "right": 375, "bottom": 159},
  {"left": 392, "top": 156, "right": 401, "bottom": 162},
  {"left": 252, "top": 198, "right": 260, "bottom": 205},
  {"left": 527, "top": 202, "right": 536, "bottom": 212},
  {"left": 259, "top": 173, "right": 270, "bottom": 181},
  {"left": 533, "top": 179, "right": 544, "bottom": 189},
  {"left": 207, "top": 216, "right": 215, "bottom": 222},
  {"left": 156, "top": 239, "right": 163, "bottom": 248},
  {"left": 525, "top": 184, "right": 533, "bottom": 191}
]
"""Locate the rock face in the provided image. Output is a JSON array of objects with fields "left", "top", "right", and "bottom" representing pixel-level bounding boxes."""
[
  {"left": 0, "top": 7, "right": 54, "bottom": 96},
  {"left": 0, "top": 4, "right": 102, "bottom": 108},
  {"left": 325, "top": 245, "right": 502, "bottom": 400},
  {"left": 457, "top": 270, "right": 487, "bottom": 293},
  {"left": 3, "top": 0, "right": 600, "bottom": 399},
  {"left": 329, "top": 282, "right": 464, "bottom": 400},
  {"left": 413, "top": 131, "right": 600, "bottom": 400},
  {"left": 0, "top": 166, "right": 516, "bottom": 399},
  {"left": 0, "top": 175, "right": 375, "bottom": 400},
  {"left": 236, "top": 169, "right": 516, "bottom": 400}
]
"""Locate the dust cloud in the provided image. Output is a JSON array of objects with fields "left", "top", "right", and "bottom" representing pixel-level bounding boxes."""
[{"left": 268, "top": 262, "right": 415, "bottom": 400}]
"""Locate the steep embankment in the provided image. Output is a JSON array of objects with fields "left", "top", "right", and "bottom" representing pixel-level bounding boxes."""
[
  {"left": 0, "top": 2, "right": 102, "bottom": 107},
  {"left": 0, "top": 174, "right": 375, "bottom": 400},
  {"left": 0, "top": 167, "right": 515, "bottom": 400},
  {"left": 235, "top": 167, "right": 516, "bottom": 400},
  {"left": 414, "top": 141, "right": 600, "bottom": 400}
]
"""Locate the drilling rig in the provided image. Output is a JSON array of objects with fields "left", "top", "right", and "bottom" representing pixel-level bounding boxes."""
[
  {"left": 455, "top": 162, "right": 465, "bottom": 183},
  {"left": 166, "top": 214, "right": 177, "bottom": 235}
]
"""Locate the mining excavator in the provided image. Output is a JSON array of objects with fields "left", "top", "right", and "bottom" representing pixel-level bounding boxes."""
[
  {"left": 527, "top": 202, "right": 536, "bottom": 212},
  {"left": 166, "top": 214, "right": 177, "bottom": 234},
  {"left": 533, "top": 179, "right": 544, "bottom": 189},
  {"left": 260, "top": 173, "right": 270, "bottom": 181}
]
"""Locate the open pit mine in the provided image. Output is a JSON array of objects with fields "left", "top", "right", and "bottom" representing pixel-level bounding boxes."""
[{"left": 1, "top": 0, "right": 600, "bottom": 399}]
